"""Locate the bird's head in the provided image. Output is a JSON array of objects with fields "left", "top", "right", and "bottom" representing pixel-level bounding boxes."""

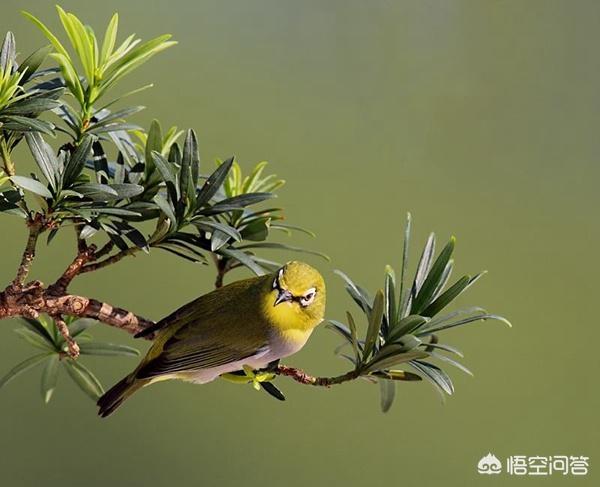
[{"left": 268, "top": 261, "right": 326, "bottom": 330}]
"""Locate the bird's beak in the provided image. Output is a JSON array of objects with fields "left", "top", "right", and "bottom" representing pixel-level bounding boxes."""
[{"left": 274, "top": 289, "right": 293, "bottom": 306}]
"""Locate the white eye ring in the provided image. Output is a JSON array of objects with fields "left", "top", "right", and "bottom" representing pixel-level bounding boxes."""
[
  {"left": 300, "top": 288, "right": 317, "bottom": 307},
  {"left": 273, "top": 268, "right": 284, "bottom": 289}
]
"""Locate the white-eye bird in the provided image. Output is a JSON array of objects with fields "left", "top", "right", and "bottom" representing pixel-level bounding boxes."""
[{"left": 97, "top": 261, "right": 326, "bottom": 417}]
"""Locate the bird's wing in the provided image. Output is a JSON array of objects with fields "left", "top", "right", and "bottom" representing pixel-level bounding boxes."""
[
  {"left": 136, "top": 317, "right": 269, "bottom": 379},
  {"left": 134, "top": 275, "right": 272, "bottom": 378}
]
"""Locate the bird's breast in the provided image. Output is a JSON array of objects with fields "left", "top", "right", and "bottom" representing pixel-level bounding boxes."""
[{"left": 268, "top": 327, "right": 313, "bottom": 360}]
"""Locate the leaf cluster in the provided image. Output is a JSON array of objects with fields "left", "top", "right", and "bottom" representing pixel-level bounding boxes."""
[
  {"left": 328, "top": 214, "right": 511, "bottom": 411},
  {"left": 0, "top": 316, "right": 139, "bottom": 403}
]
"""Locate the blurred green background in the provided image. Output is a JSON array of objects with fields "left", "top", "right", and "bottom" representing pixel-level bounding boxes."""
[{"left": 1, "top": 1, "right": 598, "bottom": 485}]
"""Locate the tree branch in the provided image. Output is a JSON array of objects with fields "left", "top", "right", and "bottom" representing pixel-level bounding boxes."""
[
  {"left": 10, "top": 215, "right": 44, "bottom": 290},
  {"left": 52, "top": 314, "right": 80, "bottom": 358},
  {"left": 275, "top": 364, "right": 360, "bottom": 387},
  {"left": 80, "top": 247, "right": 139, "bottom": 274},
  {"left": 47, "top": 244, "right": 97, "bottom": 295},
  {"left": 0, "top": 285, "right": 156, "bottom": 338}
]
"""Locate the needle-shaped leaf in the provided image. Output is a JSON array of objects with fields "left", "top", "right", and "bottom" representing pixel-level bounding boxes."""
[
  {"left": 218, "top": 247, "right": 265, "bottom": 276},
  {"left": 62, "top": 135, "right": 93, "bottom": 186},
  {"left": 183, "top": 129, "right": 200, "bottom": 186},
  {"left": 17, "top": 45, "right": 53, "bottom": 83},
  {"left": 14, "top": 328, "right": 56, "bottom": 351},
  {"left": 68, "top": 318, "right": 97, "bottom": 337},
  {"left": 398, "top": 212, "right": 412, "bottom": 319},
  {"left": 363, "top": 289, "right": 385, "bottom": 361},
  {"left": 379, "top": 379, "right": 396, "bottom": 413},
  {"left": 364, "top": 350, "right": 429, "bottom": 373},
  {"left": 195, "top": 157, "right": 234, "bottom": 209},
  {"left": 0, "top": 353, "right": 50, "bottom": 389},
  {"left": 384, "top": 265, "right": 396, "bottom": 330},
  {"left": 409, "top": 233, "right": 436, "bottom": 310},
  {"left": 24, "top": 132, "right": 58, "bottom": 190},
  {"left": 411, "top": 236, "right": 455, "bottom": 314},
  {"left": 41, "top": 354, "right": 59, "bottom": 403},
  {"left": 79, "top": 342, "right": 139, "bottom": 357},
  {"left": 63, "top": 359, "right": 105, "bottom": 400}
]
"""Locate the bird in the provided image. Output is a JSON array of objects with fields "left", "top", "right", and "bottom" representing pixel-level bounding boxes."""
[{"left": 97, "top": 261, "right": 326, "bottom": 417}]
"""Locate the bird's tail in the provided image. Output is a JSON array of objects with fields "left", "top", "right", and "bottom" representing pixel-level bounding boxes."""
[{"left": 97, "top": 373, "right": 146, "bottom": 418}]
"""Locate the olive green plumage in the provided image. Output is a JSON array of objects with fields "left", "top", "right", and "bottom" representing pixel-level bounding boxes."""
[{"left": 97, "top": 261, "right": 326, "bottom": 417}]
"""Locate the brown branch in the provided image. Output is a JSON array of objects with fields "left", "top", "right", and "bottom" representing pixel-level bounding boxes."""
[
  {"left": 275, "top": 364, "right": 361, "bottom": 387},
  {"left": 93, "top": 241, "right": 115, "bottom": 260},
  {"left": 80, "top": 247, "right": 139, "bottom": 274},
  {"left": 10, "top": 215, "right": 44, "bottom": 290},
  {"left": 52, "top": 314, "right": 80, "bottom": 358},
  {"left": 0, "top": 285, "right": 156, "bottom": 339},
  {"left": 47, "top": 244, "right": 97, "bottom": 295}
]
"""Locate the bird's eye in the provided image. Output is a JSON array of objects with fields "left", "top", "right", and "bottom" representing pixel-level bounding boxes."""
[{"left": 300, "top": 289, "right": 316, "bottom": 307}]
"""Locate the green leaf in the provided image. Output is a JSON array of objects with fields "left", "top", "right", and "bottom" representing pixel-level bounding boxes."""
[
  {"left": 153, "top": 193, "right": 177, "bottom": 226},
  {"left": 410, "top": 360, "right": 454, "bottom": 396},
  {"left": 62, "top": 135, "right": 93, "bottom": 186},
  {"left": 421, "top": 275, "right": 472, "bottom": 317},
  {"left": 1, "top": 115, "right": 55, "bottom": 135},
  {"left": 79, "top": 342, "right": 139, "bottom": 357},
  {"left": 419, "top": 341, "right": 464, "bottom": 358},
  {"left": 145, "top": 119, "right": 163, "bottom": 174},
  {"left": 429, "top": 351, "right": 473, "bottom": 376},
  {"left": 0, "top": 32, "right": 16, "bottom": 71},
  {"left": 74, "top": 183, "right": 119, "bottom": 200},
  {"left": 41, "top": 354, "right": 59, "bottom": 403},
  {"left": 109, "top": 183, "right": 144, "bottom": 199},
  {"left": 398, "top": 212, "right": 412, "bottom": 319},
  {"left": 183, "top": 129, "right": 200, "bottom": 186},
  {"left": 409, "top": 232, "right": 436, "bottom": 310},
  {"left": 18, "top": 45, "right": 53, "bottom": 83},
  {"left": 418, "top": 314, "right": 512, "bottom": 336},
  {"left": 100, "top": 13, "right": 119, "bottom": 65},
  {"left": 24, "top": 132, "right": 58, "bottom": 190},
  {"left": 68, "top": 318, "right": 97, "bottom": 337},
  {"left": 411, "top": 236, "right": 455, "bottom": 314},
  {"left": 20, "top": 317, "right": 56, "bottom": 345},
  {"left": 384, "top": 265, "right": 396, "bottom": 329},
  {"left": 0, "top": 353, "right": 50, "bottom": 389},
  {"left": 379, "top": 379, "right": 396, "bottom": 413},
  {"left": 364, "top": 350, "right": 429, "bottom": 373},
  {"left": 346, "top": 311, "right": 361, "bottom": 364},
  {"left": 196, "top": 157, "right": 234, "bottom": 208},
  {"left": 363, "top": 289, "right": 385, "bottom": 361},
  {"left": 207, "top": 192, "right": 274, "bottom": 212},
  {"left": 2, "top": 98, "right": 61, "bottom": 116},
  {"left": 193, "top": 221, "right": 241, "bottom": 242},
  {"left": 14, "top": 328, "right": 56, "bottom": 351},
  {"left": 387, "top": 315, "right": 429, "bottom": 343},
  {"left": 219, "top": 247, "right": 266, "bottom": 276},
  {"left": 63, "top": 359, "right": 105, "bottom": 400},
  {"left": 334, "top": 270, "right": 372, "bottom": 314},
  {"left": 11, "top": 175, "right": 52, "bottom": 199}
]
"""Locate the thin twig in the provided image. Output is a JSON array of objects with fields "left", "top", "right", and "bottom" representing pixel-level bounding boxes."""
[
  {"left": 10, "top": 215, "right": 44, "bottom": 290},
  {"left": 52, "top": 314, "right": 80, "bottom": 359},
  {"left": 47, "top": 244, "right": 97, "bottom": 295},
  {"left": 275, "top": 364, "right": 360, "bottom": 387},
  {"left": 93, "top": 241, "right": 115, "bottom": 260},
  {"left": 80, "top": 248, "right": 139, "bottom": 274}
]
